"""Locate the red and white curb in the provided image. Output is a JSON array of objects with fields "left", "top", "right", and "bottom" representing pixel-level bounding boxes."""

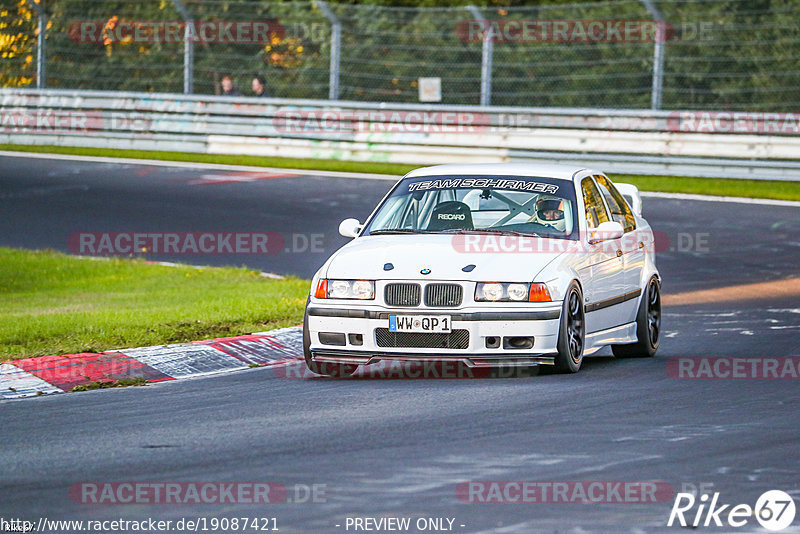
[{"left": 0, "top": 326, "right": 303, "bottom": 400}]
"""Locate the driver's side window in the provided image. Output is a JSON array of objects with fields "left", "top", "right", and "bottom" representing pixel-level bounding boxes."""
[{"left": 581, "top": 177, "right": 609, "bottom": 229}]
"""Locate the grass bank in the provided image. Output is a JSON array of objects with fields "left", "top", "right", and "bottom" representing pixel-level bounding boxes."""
[{"left": 0, "top": 248, "right": 308, "bottom": 361}]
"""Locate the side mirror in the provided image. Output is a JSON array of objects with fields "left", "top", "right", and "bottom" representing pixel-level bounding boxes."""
[
  {"left": 614, "top": 182, "right": 643, "bottom": 216},
  {"left": 338, "top": 218, "right": 362, "bottom": 238},
  {"left": 589, "top": 221, "right": 624, "bottom": 244}
]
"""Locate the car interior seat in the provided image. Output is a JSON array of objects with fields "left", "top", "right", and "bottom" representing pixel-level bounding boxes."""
[{"left": 427, "top": 201, "right": 474, "bottom": 231}]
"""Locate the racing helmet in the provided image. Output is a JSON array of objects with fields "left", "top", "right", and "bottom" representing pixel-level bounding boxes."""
[{"left": 533, "top": 197, "right": 566, "bottom": 231}]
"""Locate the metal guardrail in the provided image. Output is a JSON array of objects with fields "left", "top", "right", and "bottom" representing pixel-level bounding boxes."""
[{"left": 1, "top": 89, "right": 799, "bottom": 181}]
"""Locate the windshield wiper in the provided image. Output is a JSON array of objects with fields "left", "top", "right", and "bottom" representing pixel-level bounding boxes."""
[
  {"left": 370, "top": 228, "right": 546, "bottom": 238},
  {"left": 441, "top": 228, "right": 543, "bottom": 238},
  {"left": 369, "top": 229, "right": 427, "bottom": 235}
]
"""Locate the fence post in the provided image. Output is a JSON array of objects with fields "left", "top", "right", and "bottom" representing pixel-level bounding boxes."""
[
  {"left": 641, "top": 0, "right": 665, "bottom": 110},
  {"left": 171, "top": 0, "right": 194, "bottom": 94},
  {"left": 26, "top": 0, "right": 46, "bottom": 88},
  {"left": 467, "top": 6, "right": 493, "bottom": 107},
  {"left": 315, "top": 1, "right": 341, "bottom": 100}
]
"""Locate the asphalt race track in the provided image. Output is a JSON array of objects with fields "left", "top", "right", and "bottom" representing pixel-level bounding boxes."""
[{"left": 2, "top": 154, "right": 799, "bottom": 533}]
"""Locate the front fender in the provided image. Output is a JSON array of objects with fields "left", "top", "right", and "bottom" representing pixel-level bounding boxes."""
[{"left": 534, "top": 253, "right": 582, "bottom": 303}]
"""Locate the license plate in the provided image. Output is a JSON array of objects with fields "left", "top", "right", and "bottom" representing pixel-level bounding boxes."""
[{"left": 389, "top": 315, "right": 452, "bottom": 333}]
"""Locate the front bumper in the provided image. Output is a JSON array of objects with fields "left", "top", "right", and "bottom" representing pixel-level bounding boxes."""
[{"left": 306, "top": 303, "right": 562, "bottom": 367}]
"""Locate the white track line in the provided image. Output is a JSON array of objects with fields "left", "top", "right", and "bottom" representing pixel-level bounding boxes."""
[
  {"left": 3, "top": 150, "right": 799, "bottom": 205},
  {"left": 77, "top": 255, "right": 285, "bottom": 280},
  {"left": 640, "top": 191, "right": 800, "bottom": 207},
  {"left": 0, "top": 150, "right": 399, "bottom": 181}
]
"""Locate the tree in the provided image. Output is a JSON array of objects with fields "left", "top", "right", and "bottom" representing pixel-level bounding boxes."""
[{"left": 0, "top": 0, "right": 38, "bottom": 87}]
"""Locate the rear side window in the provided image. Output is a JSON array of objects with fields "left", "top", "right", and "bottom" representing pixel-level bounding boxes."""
[
  {"left": 595, "top": 175, "right": 636, "bottom": 233},
  {"left": 581, "top": 177, "right": 609, "bottom": 229}
]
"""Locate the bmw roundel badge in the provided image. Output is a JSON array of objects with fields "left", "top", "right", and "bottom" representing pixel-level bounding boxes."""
[{"left": 420, "top": 268, "right": 431, "bottom": 275}]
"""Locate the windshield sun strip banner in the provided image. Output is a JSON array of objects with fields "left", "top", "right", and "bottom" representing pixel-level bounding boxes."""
[{"left": 400, "top": 175, "right": 570, "bottom": 197}]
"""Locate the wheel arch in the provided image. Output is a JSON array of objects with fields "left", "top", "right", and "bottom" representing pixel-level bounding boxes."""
[{"left": 637, "top": 269, "right": 661, "bottom": 307}]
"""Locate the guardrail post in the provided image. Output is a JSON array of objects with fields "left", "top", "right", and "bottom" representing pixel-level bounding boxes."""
[
  {"left": 315, "top": 1, "right": 341, "bottom": 100},
  {"left": 26, "top": 0, "right": 46, "bottom": 88},
  {"left": 171, "top": 0, "right": 194, "bottom": 94},
  {"left": 467, "top": 6, "right": 493, "bottom": 107},
  {"left": 641, "top": 0, "right": 665, "bottom": 110}
]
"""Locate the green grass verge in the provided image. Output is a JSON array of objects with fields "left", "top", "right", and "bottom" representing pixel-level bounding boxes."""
[
  {"left": 0, "top": 248, "right": 308, "bottom": 361},
  {"left": 2, "top": 143, "right": 799, "bottom": 201},
  {"left": 0, "top": 144, "right": 416, "bottom": 177},
  {"left": 611, "top": 174, "right": 800, "bottom": 202},
  {"left": 71, "top": 377, "right": 147, "bottom": 392}
]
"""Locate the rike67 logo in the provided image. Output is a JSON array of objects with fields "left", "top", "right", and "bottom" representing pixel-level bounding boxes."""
[{"left": 668, "top": 490, "right": 795, "bottom": 531}]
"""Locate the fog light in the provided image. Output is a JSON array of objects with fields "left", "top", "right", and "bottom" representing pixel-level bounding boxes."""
[
  {"left": 348, "top": 333, "right": 363, "bottom": 346},
  {"left": 503, "top": 336, "right": 534, "bottom": 349},
  {"left": 319, "top": 332, "right": 346, "bottom": 346},
  {"left": 485, "top": 336, "right": 501, "bottom": 349}
]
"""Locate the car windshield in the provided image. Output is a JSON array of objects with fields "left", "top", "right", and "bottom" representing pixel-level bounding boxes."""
[{"left": 365, "top": 175, "right": 578, "bottom": 240}]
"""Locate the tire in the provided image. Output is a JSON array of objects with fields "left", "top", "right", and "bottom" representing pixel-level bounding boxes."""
[
  {"left": 554, "top": 282, "right": 585, "bottom": 373},
  {"left": 302, "top": 302, "right": 357, "bottom": 377},
  {"left": 612, "top": 276, "right": 661, "bottom": 358}
]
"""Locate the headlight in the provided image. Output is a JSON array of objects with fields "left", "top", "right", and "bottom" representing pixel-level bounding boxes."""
[
  {"left": 314, "top": 279, "right": 375, "bottom": 300},
  {"left": 329, "top": 280, "right": 351, "bottom": 299},
  {"left": 506, "top": 283, "right": 528, "bottom": 301},
  {"left": 352, "top": 280, "right": 374, "bottom": 299},
  {"left": 475, "top": 282, "right": 551, "bottom": 303},
  {"left": 481, "top": 283, "right": 504, "bottom": 301}
]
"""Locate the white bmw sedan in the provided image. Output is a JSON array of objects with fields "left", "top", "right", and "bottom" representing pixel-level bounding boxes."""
[{"left": 303, "top": 163, "right": 661, "bottom": 376}]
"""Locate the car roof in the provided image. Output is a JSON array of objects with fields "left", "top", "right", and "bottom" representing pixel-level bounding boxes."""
[{"left": 403, "top": 163, "right": 598, "bottom": 181}]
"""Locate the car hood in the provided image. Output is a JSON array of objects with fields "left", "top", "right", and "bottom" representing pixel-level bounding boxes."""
[{"left": 323, "top": 234, "right": 574, "bottom": 282}]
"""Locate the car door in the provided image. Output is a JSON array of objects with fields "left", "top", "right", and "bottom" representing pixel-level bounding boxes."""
[
  {"left": 594, "top": 175, "right": 642, "bottom": 324},
  {"left": 577, "top": 176, "right": 628, "bottom": 333}
]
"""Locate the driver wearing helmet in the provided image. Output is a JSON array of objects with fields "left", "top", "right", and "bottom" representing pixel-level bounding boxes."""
[{"left": 528, "top": 196, "right": 566, "bottom": 232}]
